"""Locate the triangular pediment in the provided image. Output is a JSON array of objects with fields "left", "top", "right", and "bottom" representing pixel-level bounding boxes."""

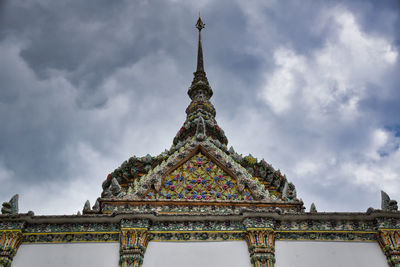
[
  {"left": 144, "top": 151, "right": 255, "bottom": 201},
  {"left": 127, "top": 140, "right": 270, "bottom": 201}
]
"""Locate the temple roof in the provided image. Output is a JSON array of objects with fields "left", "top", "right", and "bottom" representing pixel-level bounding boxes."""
[{"left": 99, "top": 17, "right": 301, "bottom": 212}]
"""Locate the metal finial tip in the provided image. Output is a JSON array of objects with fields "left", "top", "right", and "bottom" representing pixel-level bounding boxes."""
[{"left": 196, "top": 16, "right": 205, "bottom": 31}]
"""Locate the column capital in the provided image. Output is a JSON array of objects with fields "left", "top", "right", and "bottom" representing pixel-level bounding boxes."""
[
  {"left": 0, "top": 230, "right": 23, "bottom": 267},
  {"left": 120, "top": 228, "right": 151, "bottom": 267},
  {"left": 245, "top": 229, "right": 275, "bottom": 267},
  {"left": 377, "top": 229, "right": 400, "bottom": 267}
]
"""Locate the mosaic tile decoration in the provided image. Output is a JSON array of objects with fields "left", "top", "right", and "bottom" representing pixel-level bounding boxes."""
[{"left": 145, "top": 152, "right": 255, "bottom": 201}]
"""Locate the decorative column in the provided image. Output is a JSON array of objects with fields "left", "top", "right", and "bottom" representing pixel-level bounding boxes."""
[
  {"left": 245, "top": 229, "right": 275, "bottom": 267},
  {"left": 119, "top": 228, "right": 151, "bottom": 267},
  {"left": 0, "top": 230, "right": 23, "bottom": 267},
  {"left": 377, "top": 230, "right": 400, "bottom": 267}
]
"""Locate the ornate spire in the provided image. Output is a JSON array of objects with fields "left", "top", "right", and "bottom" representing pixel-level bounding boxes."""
[
  {"left": 188, "top": 16, "right": 213, "bottom": 100},
  {"left": 195, "top": 16, "right": 205, "bottom": 73},
  {"left": 173, "top": 17, "right": 228, "bottom": 146}
]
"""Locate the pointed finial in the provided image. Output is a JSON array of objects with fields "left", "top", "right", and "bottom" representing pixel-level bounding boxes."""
[
  {"left": 196, "top": 16, "right": 205, "bottom": 31},
  {"left": 83, "top": 200, "right": 91, "bottom": 212},
  {"left": 282, "top": 181, "right": 288, "bottom": 200},
  {"left": 111, "top": 178, "right": 122, "bottom": 196},
  {"left": 195, "top": 16, "right": 206, "bottom": 74},
  {"left": 186, "top": 15, "right": 213, "bottom": 101},
  {"left": 381, "top": 190, "right": 398, "bottom": 211},
  {"left": 310, "top": 203, "right": 317, "bottom": 213},
  {"left": 1, "top": 194, "right": 19, "bottom": 214}
]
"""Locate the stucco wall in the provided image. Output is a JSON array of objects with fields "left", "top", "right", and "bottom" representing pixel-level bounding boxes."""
[
  {"left": 143, "top": 241, "right": 252, "bottom": 267},
  {"left": 275, "top": 241, "right": 388, "bottom": 267},
  {"left": 11, "top": 240, "right": 389, "bottom": 267},
  {"left": 12, "top": 242, "right": 119, "bottom": 267}
]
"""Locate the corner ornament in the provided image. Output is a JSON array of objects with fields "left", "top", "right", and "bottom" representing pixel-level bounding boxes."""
[
  {"left": 120, "top": 229, "right": 151, "bottom": 267},
  {"left": 245, "top": 229, "right": 275, "bottom": 267},
  {"left": 378, "top": 230, "right": 400, "bottom": 267},
  {"left": 1, "top": 195, "right": 18, "bottom": 215},
  {"left": 0, "top": 230, "right": 23, "bottom": 267}
]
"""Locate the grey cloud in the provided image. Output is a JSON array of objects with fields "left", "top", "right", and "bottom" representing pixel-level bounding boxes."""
[{"left": 0, "top": 0, "right": 399, "bottom": 214}]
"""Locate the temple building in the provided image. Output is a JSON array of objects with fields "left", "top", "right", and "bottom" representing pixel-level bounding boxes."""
[{"left": 1, "top": 17, "right": 400, "bottom": 267}]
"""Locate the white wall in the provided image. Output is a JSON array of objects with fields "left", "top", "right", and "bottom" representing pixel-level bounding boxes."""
[
  {"left": 12, "top": 240, "right": 388, "bottom": 267},
  {"left": 275, "top": 241, "right": 388, "bottom": 267},
  {"left": 12, "top": 243, "right": 119, "bottom": 267},
  {"left": 143, "top": 241, "right": 252, "bottom": 267}
]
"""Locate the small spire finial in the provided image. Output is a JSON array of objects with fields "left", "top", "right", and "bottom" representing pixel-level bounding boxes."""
[
  {"left": 187, "top": 15, "right": 213, "bottom": 101},
  {"left": 195, "top": 16, "right": 205, "bottom": 74},
  {"left": 196, "top": 16, "right": 205, "bottom": 31},
  {"left": 174, "top": 15, "right": 227, "bottom": 146}
]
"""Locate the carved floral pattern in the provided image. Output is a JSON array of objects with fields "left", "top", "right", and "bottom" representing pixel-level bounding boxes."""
[
  {"left": 24, "top": 222, "right": 119, "bottom": 233},
  {"left": 101, "top": 201, "right": 302, "bottom": 214},
  {"left": 151, "top": 231, "right": 244, "bottom": 242},
  {"left": 146, "top": 152, "right": 255, "bottom": 201},
  {"left": 23, "top": 232, "right": 119, "bottom": 243}
]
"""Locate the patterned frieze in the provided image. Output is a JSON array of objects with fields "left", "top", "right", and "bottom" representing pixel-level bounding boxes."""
[
  {"left": 243, "top": 217, "right": 276, "bottom": 229},
  {"left": 273, "top": 218, "right": 378, "bottom": 242},
  {"left": 0, "top": 230, "right": 23, "bottom": 267},
  {"left": 0, "top": 222, "right": 25, "bottom": 231},
  {"left": 101, "top": 201, "right": 300, "bottom": 215},
  {"left": 121, "top": 219, "right": 151, "bottom": 230},
  {"left": 23, "top": 232, "right": 119, "bottom": 243},
  {"left": 275, "top": 219, "right": 377, "bottom": 232},
  {"left": 148, "top": 220, "right": 245, "bottom": 242},
  {"left": 376, "top": 217, "right": 400, "bottom": 229},
  {"left": 22, "top": 222, "right": 120, "bottom": 244},
  {"left": 276, "top": 231, "right": 377, "bottom": 242},
  {"left": 150, "top": 231, "right": 244, "bottom": 242},
  {"left": 1, "top": 213, "right": 400, "bottom": 245},
  {"left": 24, "top": 222, "right": 119, "bottom": 233},
  {"left": 150, "top": 220, "right": 245, "bottom": 232}
]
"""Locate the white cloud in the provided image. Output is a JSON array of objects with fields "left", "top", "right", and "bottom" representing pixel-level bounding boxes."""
[
  {"left": 294, "top": 160, "right": 321, "bottom": 177},
  {"left": 366, "top": 128, "right": 389, "bottom": 160},
  {"left": 342, "top": 147, "right": 400, "bottom": 194},
  {"left": 260, "top": 49, "right": 305, "bottom": 114},
  {"left": 260, "top": 7, "right": 398, "bottom": 118},
  {"left": 247, "top": 6, "right": 400, "bottom": 211}
]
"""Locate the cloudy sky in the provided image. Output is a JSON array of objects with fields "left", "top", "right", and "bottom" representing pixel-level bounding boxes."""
[{"left": 0, "top": 0, "right": 399, "bottom": 215}]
